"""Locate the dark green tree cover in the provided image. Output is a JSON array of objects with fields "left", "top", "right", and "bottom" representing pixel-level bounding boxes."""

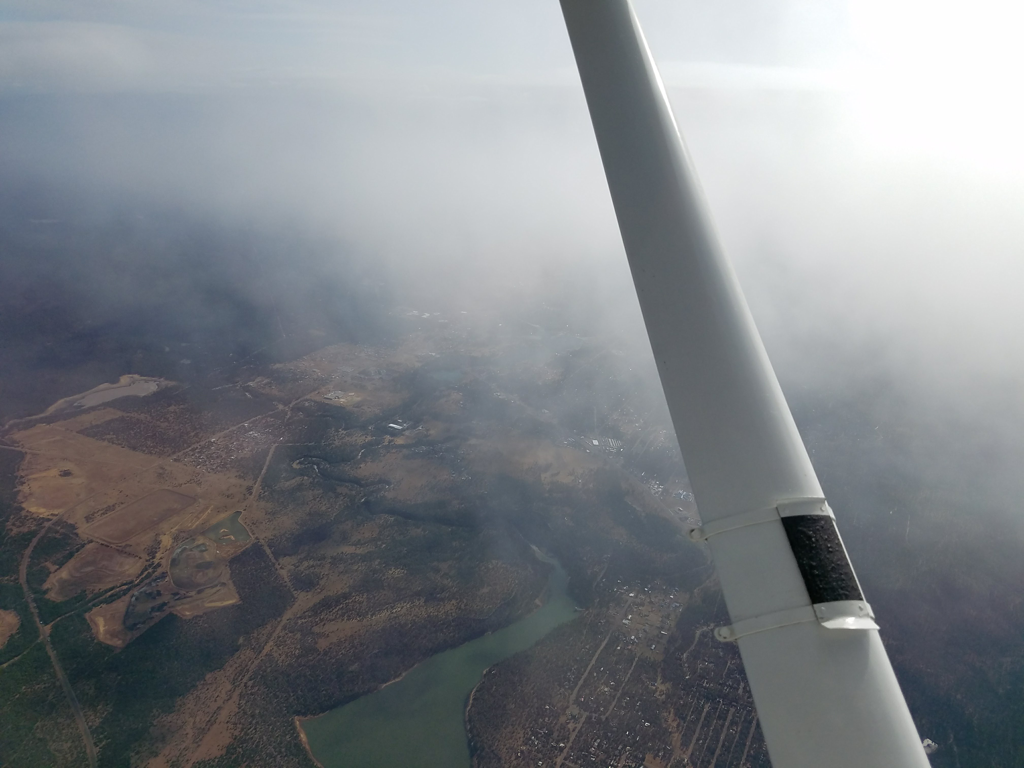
[
  {"left": 0, "top": 449, "right": 38, "bottom": 667},
  {"left": 47, "top": 543, "right": 293, "bottom": 767},
  {"left": 0, "top": 643, "right": 88, "bottom": 767},
  {"left": 0, "top": 449, "right": 88, "bottom": 766}
]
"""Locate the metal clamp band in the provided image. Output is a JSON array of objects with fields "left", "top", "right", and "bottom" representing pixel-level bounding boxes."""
[
  {"left": 813, "top": 600, "right": 879, "bottom": 630},
  {"left": 715, "top": 600, "right": 878, "bottom": 642},
  {"left": 714, "top": 605, "right": 815, "bottom": 641},
  {"left": 688, "top": 498, "right": 833, "bottom": 542}
]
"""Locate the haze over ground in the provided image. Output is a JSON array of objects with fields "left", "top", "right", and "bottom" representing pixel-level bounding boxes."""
[
  {"left": 4, "top": 0, "right": 1024, "bottom": 387},
  {"left": 2, "top": 1, "right": 1024, "bottom": 764}
]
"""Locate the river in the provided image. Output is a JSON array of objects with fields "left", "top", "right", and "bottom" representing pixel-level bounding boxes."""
[{"left": 300, "top": 554, "right": 577, "bottom": 768}]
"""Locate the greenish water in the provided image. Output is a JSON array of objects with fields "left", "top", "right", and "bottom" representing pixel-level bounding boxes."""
[
  {"left": 203, "top": 511, "right": 252, "bottom": 546},
  {"left": 301, "top": 556, "right": 577, "bottom": 768}
]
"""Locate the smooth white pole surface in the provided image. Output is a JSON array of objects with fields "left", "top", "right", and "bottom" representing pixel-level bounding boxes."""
[{"left": 558, "top": 2, "right": 930, "bottom": 766}]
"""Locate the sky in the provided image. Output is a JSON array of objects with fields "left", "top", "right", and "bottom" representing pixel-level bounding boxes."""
[{"left": 3, "top": 0, "right": 1024, "bottom": 411}]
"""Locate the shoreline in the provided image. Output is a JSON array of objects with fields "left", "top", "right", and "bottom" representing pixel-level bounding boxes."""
[
  {"left": 294, "top": 663, "right": 420, "bottom": 767},
  {"left": 294, "top": 717, "right": 326, "bottom": 768},
  {"left": 3, "top": 375, "right": 174, "bottom": 433},
  {"left": 294, "top": 550, "right": 557, "bottom": 768},
  {"left": 463, "top": 674, "right": 488, "bottom": 768}
]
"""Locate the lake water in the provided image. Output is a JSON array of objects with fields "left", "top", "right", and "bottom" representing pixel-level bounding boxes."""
[
  {"left": 74, "top": 379, "right": 163, "bottom": 408},
  {"left": 301, "top": 555, "right": 577, "bottom": 768}
]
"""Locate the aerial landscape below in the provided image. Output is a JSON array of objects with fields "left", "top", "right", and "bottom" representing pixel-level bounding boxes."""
[{"left": 2, "top": 254, "right": 771, "bottom": 766}]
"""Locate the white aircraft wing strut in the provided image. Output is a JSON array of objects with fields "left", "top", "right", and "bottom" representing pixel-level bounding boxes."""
[{"left": 558, "top": 2, "right": 930, "bottom": 765}]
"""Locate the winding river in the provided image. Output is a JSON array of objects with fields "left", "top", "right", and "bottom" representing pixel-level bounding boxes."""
[{"left": 300, "top": 554, "right": 577, "bottom": 768}]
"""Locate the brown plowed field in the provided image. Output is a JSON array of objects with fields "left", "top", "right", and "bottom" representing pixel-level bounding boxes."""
[
  {"left": 45, "top": 543, "right": 145, "bottom": 601},
  {"left": 86, "top": 597, "right": 134, "bottom": 648},
  {"left": 0, "top": 609, "right": 20, "bottom": 650},
  {"left": 85, "top": 489, "right": 197, "bottom": 544},
  {"left": 12, "top": 425, "right": 156, "bottom": 518}
]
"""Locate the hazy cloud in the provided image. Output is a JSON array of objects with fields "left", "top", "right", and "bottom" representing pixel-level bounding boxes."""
[{"left": 3, "top": 0, "right": 1024, "bottom": 442}]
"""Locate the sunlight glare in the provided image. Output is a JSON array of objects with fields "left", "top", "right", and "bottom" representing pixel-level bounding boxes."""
[{"left": 847, "top": 0, "right": 1024, "bottom": 172}]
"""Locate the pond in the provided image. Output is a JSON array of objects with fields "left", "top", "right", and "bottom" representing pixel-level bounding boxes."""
[
  {"left": 203, "top": 511, "right": 252, "bottom": 547},
  {"left": 300, "top": 553, "right": 577, "bottom": 768}
]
